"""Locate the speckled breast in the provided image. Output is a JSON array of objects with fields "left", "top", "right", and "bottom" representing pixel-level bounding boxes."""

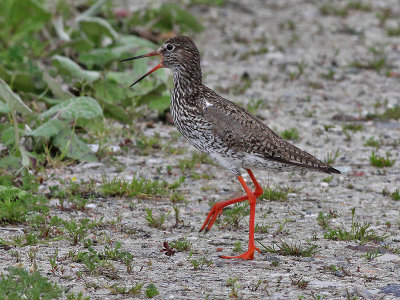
[{"left": 170, "top": 94, "right": 246, "bottom": 174}]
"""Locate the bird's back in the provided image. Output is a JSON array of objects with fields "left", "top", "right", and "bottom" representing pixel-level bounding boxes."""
[{"left": 198, "top": 86, "right": 340, "bottom": 174}]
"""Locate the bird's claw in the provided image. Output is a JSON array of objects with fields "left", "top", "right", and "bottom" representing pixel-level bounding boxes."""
[{"left": 200, "top": 204, "right": 223, "bottom": 232}]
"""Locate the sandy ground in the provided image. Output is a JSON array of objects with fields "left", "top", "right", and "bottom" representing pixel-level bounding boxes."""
[{"left": 1, "top": 0, "right": 400, "bottom": 299}]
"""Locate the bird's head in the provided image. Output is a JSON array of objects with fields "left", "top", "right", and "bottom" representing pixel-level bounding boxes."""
[{"left": 121, "top": 35, "right": 201, "bottom": 87}]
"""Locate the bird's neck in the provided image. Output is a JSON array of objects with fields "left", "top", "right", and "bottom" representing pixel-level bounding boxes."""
[{"left": 172, "top": 65, "right": 202, "bottom": 96}]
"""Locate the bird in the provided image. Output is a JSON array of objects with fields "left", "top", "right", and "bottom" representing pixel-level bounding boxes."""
[{"left": 121, "top": 35, "right": 340, "bottom": 260}]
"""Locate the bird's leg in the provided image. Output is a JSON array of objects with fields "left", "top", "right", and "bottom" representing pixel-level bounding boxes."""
[
  {"left": 199, "top": 169, "right": 263, "bottom": 232},
  {"left": 220, "top": 175, "right": 261, "bottom": 260},
  {"left": 200, "top": 194, "right": 249, "bottom": 232},
  {"left": 246, "top": 169, "right": 263, "bottom": 198}
]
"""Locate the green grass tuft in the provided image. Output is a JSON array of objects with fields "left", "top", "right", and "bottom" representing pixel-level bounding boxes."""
[
  {"left": 370, "top": 151, "right": 396, "bottom": 168},
  {"left": 323, "top": 208, "right": 386, "bottom": 244},
  {"left": 364, "top": 137, "right": 382, "bottom": 148},
  {"left": 101, "top": 175, "right": 166, "bottom": 198},
  {"left": 391, "top": 189, "right": 400, "bottom": 201},
  {"left": 258, "top": 240, "right": 318, "bottom": 257},
  {"left": 280, "top": 127, "right": 300, "bottom": 141},
  {"left": 365, "top": 106, "right": 400, "bottom": 120},
  {"left": 220, "top": 202, "right": 250, "bottom": 229},
  {"left": 387, "top": 24, "right": 400, "bottom": 36},
  {"left": 169, "top": 237, "right": 191, "bottom": 252},
  {"left": 342, "top": 123, "right": 363, "bottom": 132},
  {"left": 324, "top": 149, "right": 341, "bottom": 166},
  {"left": 259, "top": 186, "right": 292, "bottom": 202},
  {"left": 319, "top": 4, "right": 348, "bottom": 17},
  {"left": 145, "top": 208, "right": 170, "bottom": 228}
]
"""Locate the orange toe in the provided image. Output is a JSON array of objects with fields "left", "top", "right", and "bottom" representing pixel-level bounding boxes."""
[
  {"left": 220, "top": 249, "right": 256, "bottom": 260},
  {"left": 200, "top": 203, "right": 223, "bottom": 232}
]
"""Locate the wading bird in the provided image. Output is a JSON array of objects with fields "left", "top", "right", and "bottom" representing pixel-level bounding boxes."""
[{"left": 121, "top": 35, "right": 340, "bottom": 260}]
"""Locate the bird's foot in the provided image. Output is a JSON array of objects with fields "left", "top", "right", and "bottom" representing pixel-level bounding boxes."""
[
  {"left": 200, "top": 195, "right": 249, "bottom": 232},
  {"left": 220, "top": 246, "right": 261, "bottom": 260},
  {"left": 199, "top": 203, "right": 224, "bottom": 232}
]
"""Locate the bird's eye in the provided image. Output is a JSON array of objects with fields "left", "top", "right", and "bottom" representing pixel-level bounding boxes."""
[{"left": 166, "top": 44, "right": 174, "bottom": 51}]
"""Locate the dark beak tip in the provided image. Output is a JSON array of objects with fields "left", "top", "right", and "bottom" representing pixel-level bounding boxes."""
[
  {"left": 120, "top": 51, "right": 159, "bottom": 63},
  {"left": 120, "top": 51, "right": 162, "bottom": 87}
]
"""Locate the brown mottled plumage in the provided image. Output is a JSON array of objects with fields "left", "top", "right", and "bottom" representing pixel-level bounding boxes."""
[{"left": 121, "top": 35, "right": 340, "bottom": 260}]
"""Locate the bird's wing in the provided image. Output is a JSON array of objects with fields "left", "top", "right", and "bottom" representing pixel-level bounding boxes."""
[{"left": 201, "top": 93, "right": 339, "bottom": 174}]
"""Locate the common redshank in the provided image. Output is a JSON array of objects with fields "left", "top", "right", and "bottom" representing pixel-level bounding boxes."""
[{"left": 121, "top": 35, "right": 340, "bottom": 260}]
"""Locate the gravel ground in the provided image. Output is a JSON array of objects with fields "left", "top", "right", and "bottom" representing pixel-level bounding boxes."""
[{"left": 1, "top": 0, "right": 400, "bottom": 299}]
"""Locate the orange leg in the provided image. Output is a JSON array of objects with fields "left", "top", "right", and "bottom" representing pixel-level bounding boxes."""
[
  {"left": 199, "top": 169, "right": 263, "bottom": 232},
  {"left": 220, "top": 175, "right": 261, "bottom": 260}
]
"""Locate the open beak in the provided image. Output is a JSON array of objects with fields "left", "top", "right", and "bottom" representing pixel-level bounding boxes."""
[{"left": 120, "top": 51, "right": 163, "bottom": 87}]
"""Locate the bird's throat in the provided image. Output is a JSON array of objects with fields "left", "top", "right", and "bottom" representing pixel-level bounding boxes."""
[{"left": 172, "top": 66, "right": 202, "bottom": 96}]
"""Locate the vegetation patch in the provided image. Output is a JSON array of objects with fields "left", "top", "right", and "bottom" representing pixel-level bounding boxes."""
[
  {"left": 370, "top": 151, "right": 396, "bottom": 168},
  {"left": 0, "top": 267, "right": 63, "bottom": 299},
  {"left": 0, "top": 185, "right": 48, "bottom": 224},
  {"left": 280, "top": 127, "right": 300, "bottom": 141},
  {"left": 258, "top": 241, "right": 318, "bottom": 257},
  {"left": 321, "top": 208, "right": 386, "bottom": 244},
  {"left": 259, "top": 186, "right": 292, "bottom": 202},
  {"left": 100, "top": 175, "right": 167, "bottom": 198}
]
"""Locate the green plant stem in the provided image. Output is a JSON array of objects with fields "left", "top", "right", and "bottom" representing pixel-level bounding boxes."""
[{"left": 11, "top": 111, "right": 20, "bottom": 149}]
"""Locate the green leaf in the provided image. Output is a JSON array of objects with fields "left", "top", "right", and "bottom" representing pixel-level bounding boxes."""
[
  {"left": 106, "top": 70, "right": 146, "bottom": 88},
  {"left": 0, "top": 65, "right": 12, "bottom": 82},
  {"left": 19, "top": 146, "right": 30, "bottom": 169},
  {"left": 147, "top": 95, "right": 170, "bottom": 112},
  {"left": 42, "top": 72, "right": 74, "bottom": 100},
  {"left": 41, "top": 97, "right": 64, "bottom": 106},
  {"left": 28, "top": 119, "right": 66, "bottom": 140},
  {"left": 0, "top": 155, "right": 21, "bottom": 170},
  {"left": 53, "top": 16, "right": 70, "bottom": 42},
  {"left": 40, "top": 97, "right": 103, "bottom": 121},
  {"left": 136, "top": 86, "right": 170, "bottom": 112},
  {"left": 93, "top": 80, "right": 126, "bottom": 103},
  {"left": 160, "top": 3, "right": 203, "bottom": 33},
  {"left": 101, "top": 101, "right": 131, "bottom": 123},
  {"left": 0, "top": 102, "right": 10, "bottom": 114},
  {"left": 53, "top": 129, "right": 97, "bottom": 162},
  {"left": 128, "top": 4, "right": 203, "bottom": 34},
  {"left": 93, "top": 80, "right": 131, "bottom": 122},
  {"left": 77, "top": 0, "right": 110, "bottom": 19},
  {"left": 0, "top": 0, "right": 51, "bottom": 44},
  {"left": 66, "top": 36, "right": 95, "bottom": 52},
  {"left": 134, "top": 81, "right": 168, "bottom": 98},
  {"left": 0, "top": 64, "right": 42, "bottom": 93},
  {"left": 79, "top": 44, "right": 151, "bottom": 68},
  {"left": 78, "top": 16, "right": 118, "bottom": 44},
  {"left": 0, "top": 79, "right": 32, "bottom": 115},
  {"left": 1, "top": 127, "right": 15, "bottom": 146},
  {"left": 52, "top": 55, "right": 101, "bottom": 82},
  {"left": 79, "top": 48, "right": 115, "bottom": 69},
  {"left": 118, "top": 35, "right": 156, "bottom": 49},
  {"left": 10, "top": 72, "right": 36, "bottom": 92}
]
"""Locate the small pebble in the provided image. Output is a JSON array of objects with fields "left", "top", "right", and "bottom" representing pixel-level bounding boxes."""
[
  {"left": 320, "top": 182, "right": 329, "bottom": 188},
  {"left": 334, "top": 270, "right": 344, "bottom": 277}
]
